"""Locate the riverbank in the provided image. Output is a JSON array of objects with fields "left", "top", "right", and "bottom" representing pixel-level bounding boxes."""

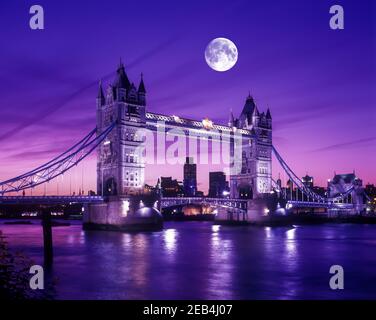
[{"left": 0, "top": 231, "right": 51, "bottom": 299}]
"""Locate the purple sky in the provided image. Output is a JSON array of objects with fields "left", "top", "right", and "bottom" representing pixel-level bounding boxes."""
[{"left": 0, "top": 0, "right": 375, "bottom": 195}]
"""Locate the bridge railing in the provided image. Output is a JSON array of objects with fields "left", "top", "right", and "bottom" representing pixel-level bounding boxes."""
[{"left": 160, "top": 197, "right": 248, "bottom": 210}]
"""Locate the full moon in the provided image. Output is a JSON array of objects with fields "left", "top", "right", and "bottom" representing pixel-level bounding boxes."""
[{"left": 205, "top": 37, "right": 238, "bottom": 72}]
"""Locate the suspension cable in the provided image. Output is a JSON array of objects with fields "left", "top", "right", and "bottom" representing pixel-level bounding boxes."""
[{"left": 0, "top": 123, "right": 115, "bottom": 195}]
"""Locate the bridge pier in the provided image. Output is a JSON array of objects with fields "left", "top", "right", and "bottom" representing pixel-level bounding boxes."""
[
  {"left": 41, "top": 207, "right": 53, "bottom": 266},
  {"left": 84, "top": 195, "right": 163, "bottom": 232}
]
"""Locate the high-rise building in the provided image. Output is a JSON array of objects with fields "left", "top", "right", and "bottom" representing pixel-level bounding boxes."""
[
  {"left": 365, "top": 184, "right": 376, "bottom": 198},
  {"left": 183, "top": 157, "right": 197, "bottom": 197},
  {"left": 160, "top": 177, "right": 183, "bottom": 197},
  {"left": 302, "top": 175, "right": 314, "bottom": 188},
  {"left": 208, "top": 172, "right": 229, "bottom": 198}
]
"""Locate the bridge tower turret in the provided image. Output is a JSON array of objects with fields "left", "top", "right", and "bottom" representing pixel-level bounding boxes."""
[
  {"left": 97, "top": 62, "right": 146, "bottom": 197},
  {"left": 138, "top": 73, "right": 146, "bottom": 106},
  {"left": 96, "top": 80, "right": 105, "bottom": 109}
]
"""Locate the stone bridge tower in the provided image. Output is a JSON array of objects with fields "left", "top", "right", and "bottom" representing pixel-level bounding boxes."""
[
  {"left": 96, "top": 62, "right": 146, "bottom": 196},
  {"left": 229, "top": 95, "right": 272, "bottom": 199}
]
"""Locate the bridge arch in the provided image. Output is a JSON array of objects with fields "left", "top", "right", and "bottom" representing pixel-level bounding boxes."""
[
  {"left": 104, "top": 177, "right": 118, "bottom": 196},
  {"left": 238, "top": 183, "right": 253, "bottom": 199}
]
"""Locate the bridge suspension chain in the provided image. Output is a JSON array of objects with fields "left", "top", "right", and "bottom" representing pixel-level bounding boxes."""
[
  {"left": 272, "top": 146, "right": 357, "bottom": 203},
  {"left": 272, "top": 146, "right": 326, "bottom": 202},
  {"left": 0, "top": 123, "right": 115, "bottom": 196},
  {"left": 271, "top": 178, "right": 287, "bottom": 198}
]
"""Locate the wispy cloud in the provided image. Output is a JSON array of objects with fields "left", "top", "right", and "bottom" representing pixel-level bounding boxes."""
[
  {"left": 0, "top": 36, "right": 179, "bottom": 142},
  {"left": 310, "top": 137, "right": 376, "bottom": 153}
]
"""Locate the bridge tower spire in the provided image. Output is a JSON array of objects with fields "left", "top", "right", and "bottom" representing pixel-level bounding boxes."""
[
  {"left": 228, "top": 108, "right": 235, "bottom": 127},
  {"left": 96, "top": 80, "right": 105, "bottom": 108},
  {"left": 138, "top": 73, "right": 146, "bottom": 106}
]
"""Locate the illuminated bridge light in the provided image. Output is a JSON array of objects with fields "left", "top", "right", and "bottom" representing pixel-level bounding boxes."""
[{"left": 202, "top": 118, "right": 214, "bottom": 129}]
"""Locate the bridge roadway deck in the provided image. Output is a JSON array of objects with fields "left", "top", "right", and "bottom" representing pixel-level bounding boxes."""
[
  {"left": 0, "top": 196, "right": 356, "bottom": 211},
  {"left": 0, "top": 195, "right": 104, "bottom": 205},
  {"left": 287, "top": 200, "right": 355, "bottom": 209},
  {"left": 160, "top": 197, "right": 248, "bottom": 210}
]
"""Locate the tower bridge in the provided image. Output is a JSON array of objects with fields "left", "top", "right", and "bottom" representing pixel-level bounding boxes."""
[
  {"left": 0, "top": 62, "right": 369, "bottom": 225},
  {"left": 0, "top": 61, "right": 370, "bottom": 263}
]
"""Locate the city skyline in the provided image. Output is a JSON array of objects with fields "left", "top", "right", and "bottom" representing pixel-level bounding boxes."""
[
  {"left": 1, "top": 0, "right": 376, "bottom": 303},
  {"left": 0, "top": 0, "right": 375, "bottom": 195}
]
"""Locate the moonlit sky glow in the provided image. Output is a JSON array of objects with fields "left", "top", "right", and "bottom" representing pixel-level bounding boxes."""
[{"left": 0, "top": 0, "right": 375, "bottom": 195}]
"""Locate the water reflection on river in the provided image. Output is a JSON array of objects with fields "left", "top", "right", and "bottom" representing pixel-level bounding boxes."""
[{"left": 1, "top": 221, "right": 376, "bottom": 299}]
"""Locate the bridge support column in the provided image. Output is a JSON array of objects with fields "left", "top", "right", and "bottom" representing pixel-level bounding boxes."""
[
  {"left": 41, "top": 207, "right": 53, "bottom": 266},
  {"left": 84, "top": 195, "right": 163, "bottom": 232}
]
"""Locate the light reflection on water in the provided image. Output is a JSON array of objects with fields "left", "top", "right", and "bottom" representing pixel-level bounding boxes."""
[
  {"left": 262, "top": 226, "right": 298, "bottom": 299},
  {"left": 1, "top": 221, "right": 376, "bottom": 299},
  {"left": 285, "top": 228, "right": 297, "bottom": 264},
  {"left": 163, "top": 228, "right": 178, "bottom": 254},
  {"left": 209, "top": 224, "right": 234, "bottom": 299},
  {"left": 265, "top": 226, "right": 272, "bottom": 239},
  {"left": 281, "top": 227, "right": 298, "bottom": 299}
]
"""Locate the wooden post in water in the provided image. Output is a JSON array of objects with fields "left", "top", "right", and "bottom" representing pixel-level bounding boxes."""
[{"left": 41, "top": 206, "right": 53, "bottom": 265}]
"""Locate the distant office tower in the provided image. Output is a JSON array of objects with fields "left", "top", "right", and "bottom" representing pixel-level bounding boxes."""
[
  {"left": 161, "top": 177, "right": 183, "bottom": 197},
  {"left": 286, "top": 179, "right": 293, "bottom": 190},
  {"left": 208, "top": 172, "right": 228, "bottom": 198},
  {"left": 302, "top": 175, "right": 314, "bottom": 188},
  {"left": 365, "top": 184, "right": 376, "bottom": 199},
  {"left": 183, "top": 157, "right": 197, "bottom": 197}
]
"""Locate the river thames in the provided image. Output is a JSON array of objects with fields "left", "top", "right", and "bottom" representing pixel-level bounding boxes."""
[{"left": 1, "top": 221, "right": 376, "bottom": 299}]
